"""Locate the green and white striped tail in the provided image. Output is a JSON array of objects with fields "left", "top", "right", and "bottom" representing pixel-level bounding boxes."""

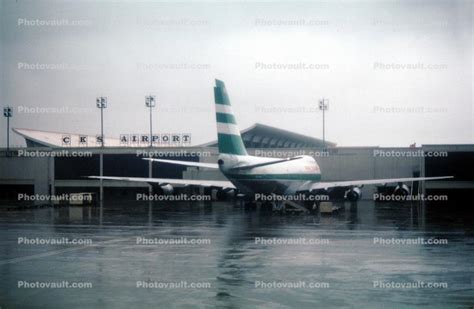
[{"left": 214, "top": 79, "right": 248, "bottom": 155}]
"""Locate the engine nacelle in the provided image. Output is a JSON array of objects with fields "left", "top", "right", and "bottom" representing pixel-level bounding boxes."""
[
  {"left": 158, "top": 184, "right": 174, "bottom": 195},
  {"left": 224, "top": 189, "right": 236, "bottom": 199},
  {"left": 393, "top": 184, "right": 410, "bottom": 196},
  {"left": 345, "top": 187, "right": 362, "bottom": 202},
  {"left": 215, "top": 188, "right": 236, "bottom": 200}
]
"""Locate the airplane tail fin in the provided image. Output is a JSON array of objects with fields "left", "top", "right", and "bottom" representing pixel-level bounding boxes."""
[{"left": 214, "top": 79, "right": 248, "bottom": 155}]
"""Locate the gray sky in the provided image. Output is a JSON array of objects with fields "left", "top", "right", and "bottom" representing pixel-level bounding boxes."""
[{"left": 1, "top": 0, "right": 472, "bottom": 147}]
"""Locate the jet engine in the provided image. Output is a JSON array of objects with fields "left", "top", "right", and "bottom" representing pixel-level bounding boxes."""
[
  {"left": 215, "top": 188, "right": 236, "bottom": 200},
  {"left": 393, "top": 184, "right": 410, "bottom": 196},
  {"left": 223, "top": 188, "right": 236, "bottom": 199},
  {"left": 157, "top": 184, "right": 174, "bottom": 195},
  {"left": 345, "top": 187, "right": 362, "bottom": 202}
]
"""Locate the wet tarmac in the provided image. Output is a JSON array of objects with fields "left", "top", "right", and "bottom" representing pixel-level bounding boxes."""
[{"left": 0, "top": 200, "right": 473, "bottom": 308}]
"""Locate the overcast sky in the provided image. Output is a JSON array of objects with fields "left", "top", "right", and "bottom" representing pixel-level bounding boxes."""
[{"left": 1, "top": 0, "right": 472, "bottom": 147}]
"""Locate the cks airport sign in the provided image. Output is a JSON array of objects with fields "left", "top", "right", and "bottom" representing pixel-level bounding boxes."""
[{"left": 61, "top": 133, "right": 191, "bottom": 147}]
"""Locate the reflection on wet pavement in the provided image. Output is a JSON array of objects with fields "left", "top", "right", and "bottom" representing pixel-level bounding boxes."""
[{"left": 0, "top": 200, "right": 473, "bottom": 308}]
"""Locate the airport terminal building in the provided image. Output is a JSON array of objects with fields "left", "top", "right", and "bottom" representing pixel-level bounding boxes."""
[{"left": 1, "top": 124, "right": 473, "bottom": 203}]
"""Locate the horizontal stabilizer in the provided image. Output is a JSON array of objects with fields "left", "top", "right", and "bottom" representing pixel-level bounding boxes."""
[
  {"left": 87, "top": 176, "right": 234, "bottom": 188},
  {"left": 229, "top": 156, "right": 304, "bottom": 171},
  {"left": 143, "top": 158, "right": 219, "bottom": 169}
]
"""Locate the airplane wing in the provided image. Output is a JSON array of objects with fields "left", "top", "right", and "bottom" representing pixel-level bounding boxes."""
[
  {"left": 145, "top": 156, "right": 305, "bottom": 171},
  {"left": 87, "top": 176, "right": 235, "bottom": 188},
  {"left": 143, "top": 158, "right": 219, "bottom": 169},
  {"left": 307, "top": 176, "right": 453, "bottom": 191}
]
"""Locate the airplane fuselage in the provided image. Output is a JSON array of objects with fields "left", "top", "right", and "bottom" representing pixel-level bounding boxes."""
[{"left": 218, "top": 154, "right": 321, "bottom": 195}]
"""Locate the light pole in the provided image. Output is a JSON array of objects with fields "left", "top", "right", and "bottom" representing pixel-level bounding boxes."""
[
  {"left": 145, "top": 95, "right": 156, "bottom": 197},
  {"left": 318, "top": 98, "right": 329, "bottom": 149},
  {"left": 145, "top": 95, "right": 156, "bottom": 147},
  {"left": 3, "top": 106, "right": 12, "bottom": 156},
  {"left": 96, "top": 97, "right": 107, "bottom": 147},
  {"left": 96, "top": 97, "right": 107, "bottom": 202}
]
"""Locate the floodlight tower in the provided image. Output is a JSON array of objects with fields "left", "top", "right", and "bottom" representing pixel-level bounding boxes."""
[
  {"left": 145, "top": 95, "right": 156, "bottom": 147},
  {"left": 96, "top": 97, "right": 107, "bottom": 147},
  {"left": 318, "top": 98, "right": 329, "bottom": 148},
  {"left": 3, "top": 106, "right": 12, "bottom": 156},
  {"left": 96, "top": 97, "right": 107, "bottom": 202}
]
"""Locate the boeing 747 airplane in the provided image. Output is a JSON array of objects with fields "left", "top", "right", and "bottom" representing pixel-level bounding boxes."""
[{"left": 90, "top": 80, "right": 452, "bottom": 207}]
